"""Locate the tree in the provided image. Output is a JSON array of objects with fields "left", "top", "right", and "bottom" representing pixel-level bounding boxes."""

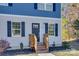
[
  {"left": 62, "top": 17, "right": 69, "bottom": 41},
  {"left": 72, "top": 19, "right": 79, "bottom": 39},
  {"left": 62, "top": 3, "right": 79, "bottom": 41},
  {"left": 72, "top": 19, "right": 79, "bottom": 30}
]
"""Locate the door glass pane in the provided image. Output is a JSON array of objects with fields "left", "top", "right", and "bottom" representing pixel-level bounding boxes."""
[{"left": 33, "top": 24, "right": 38, "bottom": 28}]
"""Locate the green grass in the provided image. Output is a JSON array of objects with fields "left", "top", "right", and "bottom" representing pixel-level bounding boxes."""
[{"left": 52, "top": 50, "right": 79, "bottom": 56}]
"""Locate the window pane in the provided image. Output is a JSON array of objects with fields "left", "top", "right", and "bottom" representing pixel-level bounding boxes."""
[
  {"left": 12, "top": 22, "right": 20, "bottom": 29},
  {"left": 13, "top": 30, "right": 20, "bottom": 35},
  {"left": 38, "top": 3, "right": 45, "bottom": 10},
  {"left": 12, "top": 22, "right": 20, "bottom": 26},
  {"left": 12, "top": 25, "right": 20, "bottom": 29},
  {"left": 33, "top": 24, "right": 38, "bottom": 28},
  {"left": 46, "top": 3, "right": 53, "bottom": 11}
]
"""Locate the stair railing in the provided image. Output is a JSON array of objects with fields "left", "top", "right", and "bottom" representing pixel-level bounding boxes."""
[
  {"left": 29, "top": 34, "right": 37, "bottom": 52},
  {"left": 43, "top": 34, "right": 49, "bottom": 50}
]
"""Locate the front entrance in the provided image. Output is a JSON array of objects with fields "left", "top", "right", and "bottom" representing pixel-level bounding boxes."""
[{"left": 32, "top": 23, "right": 40, "bottom": 42}]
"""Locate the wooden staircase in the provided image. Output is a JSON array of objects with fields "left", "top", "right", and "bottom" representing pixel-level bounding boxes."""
[
  {"left": 37, "top": 44, "right": 48, "bottom": 53},
  {"left": 29, "top": 34, "right": 49, "bottom": 53}
]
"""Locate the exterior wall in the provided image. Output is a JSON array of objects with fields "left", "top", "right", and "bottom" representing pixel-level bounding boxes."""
[
  {"left": 0, "top": 3, "right": 61, "bottom": 18},
  {"left": 0, "top": 14, "right": 62, "bottom": 50}
]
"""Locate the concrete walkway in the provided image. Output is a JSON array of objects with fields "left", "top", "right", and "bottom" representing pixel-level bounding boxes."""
[
  {"left": 38, "top": 53, "right": 55, "bottom": 56},
  {"left": 70, "top": 40, "right": 79, "bottom": 50},
  {"left": 16, "top": 53, "right": 55, "bottom": 56}
]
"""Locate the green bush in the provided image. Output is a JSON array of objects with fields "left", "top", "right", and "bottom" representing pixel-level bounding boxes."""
[
  {"left": 20, "top": 43, "right": 23, "bottom": 50},
  {"left": 62, "top": 42, "right": 70, "bottom": 49}
]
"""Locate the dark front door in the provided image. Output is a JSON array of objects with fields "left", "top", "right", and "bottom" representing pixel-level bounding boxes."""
[{"left": 32, "top": 23, "right": 40, "bottom": 42}]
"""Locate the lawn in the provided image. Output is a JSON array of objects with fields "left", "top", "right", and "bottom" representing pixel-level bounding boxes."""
[
  {"left": 14, "top": 50, "right": 79, "bottom": 56},
  {"left": 52, "top": 50, "right": 79, "bottom": 56}
]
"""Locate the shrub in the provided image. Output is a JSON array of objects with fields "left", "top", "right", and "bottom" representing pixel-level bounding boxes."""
[
  {"left": 62, "top": 42, "right": 70, "bottom": 49},
  {"left": 0, "top": 39, "right": 10, "bottom": 54},
  {"left": 20, "top": 42, "right": 23, "bottom": 50}
]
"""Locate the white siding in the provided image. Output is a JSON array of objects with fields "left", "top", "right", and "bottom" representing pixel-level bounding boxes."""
[{"left": 0, "top": 14, "right": 62, "bottom": 50}]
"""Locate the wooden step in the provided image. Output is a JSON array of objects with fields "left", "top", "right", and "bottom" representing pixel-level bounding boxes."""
[
  {"left": 37, "top": 48, "right": 46, "bottom": 50},
  {"left": 37, "top": 44, "right": 48, "bottom": 53},
  {"left": 37, "top": 49, "right": 48, "bottom": 53},
  {"left": 37, "top": 45, "right": 45, "bottom": 48}
]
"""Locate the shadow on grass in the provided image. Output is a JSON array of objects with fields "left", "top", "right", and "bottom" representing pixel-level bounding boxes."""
[
  {"left": 49, "top": 39, "right": 79, "bottom": 52},
  {"left": 69, "top": 39, "right": 79, "bottom": 50}
]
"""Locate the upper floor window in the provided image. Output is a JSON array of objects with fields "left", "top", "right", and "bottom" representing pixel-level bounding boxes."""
[
  {"left": 0, "top": 3, "right": 13, "bottom": 6},
  {"left": 38, "top": 3, "right": 53, "bottom": 11},
  {"left": 0, "top": 3, "right": 8, "bottom": 6}
]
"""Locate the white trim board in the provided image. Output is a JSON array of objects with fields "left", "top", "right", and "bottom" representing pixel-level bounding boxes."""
[{"left": 0, "top": 14, "right": 61, "bottom": 20}]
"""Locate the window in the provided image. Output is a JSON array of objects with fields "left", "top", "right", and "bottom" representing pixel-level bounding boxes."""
[
  {"left": 48, "top": 24, "right": 54, "bottom": 35},
  {"left": 0, "top": 3, "right": 12, "bottom": 6},
  {"left": 38, "top": 3, "right": 45, "bottom": 10},
  {"left": 0, "top": 3, "right": 8, "bottom": 6},
  {"left": 7, "top": 21, "right": 25, "bottom": 37},
  {"left": 38, "top": 3, "right": 53, "bottom": 11},
  {"left": 45, "top": 4, "right": 53, "bottom": 11},
  {"left": 33, "top": 24, "right": 39, "bottom": 28},
  {"left": 12, "top": 22, "right": 21, "bottom": 37}
]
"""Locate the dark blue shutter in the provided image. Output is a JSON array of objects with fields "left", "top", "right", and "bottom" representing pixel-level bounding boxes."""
[
  {"left": 8, "top": 3, "right": 13, "bottom": 6},
  {"left": 53, "top": 3, "right": 56, "bottom": 11},
  {"left": 21, "top": 22, "right": 25, "bottom": 37},
  {"left": 45, "top": 23, "right": 48, "bottom": 34},
  {"left": 55, "top": 23, "right": 58, "bottom": 36},
  {"left": 34, "top": 3, "right": 37, "bottom": 9},
  {"left": 7, "top": 21, "right": 11, "bottom": 37}
]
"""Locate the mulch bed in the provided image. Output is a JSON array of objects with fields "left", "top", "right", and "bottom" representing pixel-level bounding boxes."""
[{"left": 0, "top": 48, "right": 33, "bottom": 56}]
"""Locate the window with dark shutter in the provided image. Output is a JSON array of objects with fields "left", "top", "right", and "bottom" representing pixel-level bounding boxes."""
[
  {"left": 7, "top": 21, "right": 11, "bottom": 37},
  {"left": 45, "top": 23, "right": 48, "bottom": 34},
  {"left": 8, "top": 3, "right": 13, "bottom": 6},
  {"left": 55, "top": 23, "right": 58, "bottom": 36},
  {"left": 12, "top": 22, "right": 21, "bottom": 37},
  {"left": 53, "top": 3, "right": 56, "bottom": 11},
  {"left": 21, "top": 22, "right": 25, "bottom": 37},
  {"left": 34, "top": 3, "right": 37, "bottom": 9},
  {"left": 48, "top": 24, "right": 54, "bottom": 35}
]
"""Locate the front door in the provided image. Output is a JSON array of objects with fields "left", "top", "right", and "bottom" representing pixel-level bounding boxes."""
[{"left": 32, "top": 23, "right": 40, "bottom": 42}]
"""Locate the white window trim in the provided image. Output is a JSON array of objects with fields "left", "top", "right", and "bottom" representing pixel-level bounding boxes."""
[
  {"left": 44, "top": 4, "right": 47, "bottom": 10},
  {"left": 11, "top": 22, "right": 21, "bottom": 37},
  {"left": 38, "top": 3, "right": 53, "bottom": 11}
]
